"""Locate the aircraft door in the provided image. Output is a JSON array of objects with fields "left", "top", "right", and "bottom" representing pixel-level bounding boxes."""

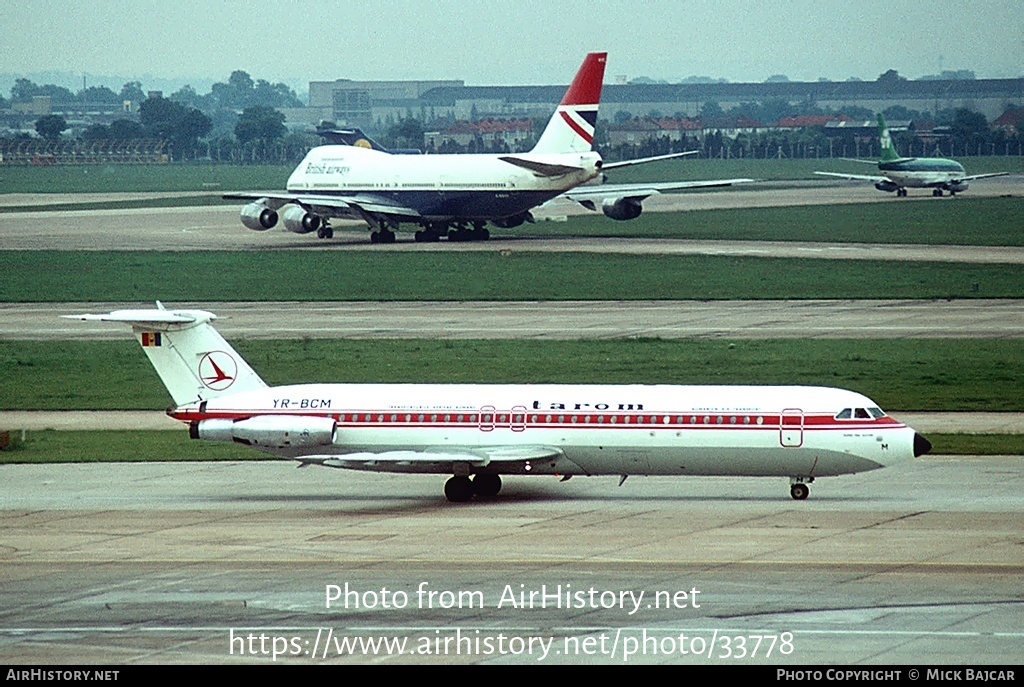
[
  {"left": 479, "top": 406, "right": 496, "bottom": 432},
  {"left": 780, "top": 408, "right": 804, "bottom": 447}
]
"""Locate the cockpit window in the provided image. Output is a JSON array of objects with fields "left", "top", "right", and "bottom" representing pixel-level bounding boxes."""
[
  {"left": 835, "top": 408, "right": 852, "bottom": 419},
  {"left": 868, "top": 407, "right": 886, "bottom": 419},
  {"left": 854, "top": 408, "right": 871, "bottom": 419}
]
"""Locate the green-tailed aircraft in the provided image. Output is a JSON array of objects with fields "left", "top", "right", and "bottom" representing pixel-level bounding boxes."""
[{"left": 816, "top": 114, "right": 1008, "bottom": 197}]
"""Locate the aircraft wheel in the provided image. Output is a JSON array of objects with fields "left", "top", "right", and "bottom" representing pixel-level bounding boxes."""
[
  {"left": 933, "top": 189, "right": 943, "bottom": 197},
  {"left": 444, "top": 476, "right": 474, "bottom": 502},
  {"left": 473, "top": 474, "right": 502, "bottom": 498},
  {"left": 790, "top": 483, "right": 809, "bottom": 500},
  {"left": 370, "top": 231, "right": 380, "bottom": 244},
  {"left": 414, "top": 230, "right": 425, "bottom": 242},
  {"left": 382, "top": 229, "right": 396, "bottom": 243}
]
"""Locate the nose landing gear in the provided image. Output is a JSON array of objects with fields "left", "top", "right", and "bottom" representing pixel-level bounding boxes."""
[{"left": 789, "top": 476, "right": 814, "bottom": 500}]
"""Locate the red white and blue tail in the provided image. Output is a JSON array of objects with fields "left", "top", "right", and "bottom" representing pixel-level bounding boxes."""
[{"left": 531, "top": 52, "right": 606, "bottom": 154}]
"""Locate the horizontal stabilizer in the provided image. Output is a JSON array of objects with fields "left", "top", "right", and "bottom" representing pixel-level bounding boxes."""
[
  {"left": 62, "top": 306, "right": 216, "bottom": 330},
  {"left": 499, "top": 156, "right": 584, "bottom": 177}
]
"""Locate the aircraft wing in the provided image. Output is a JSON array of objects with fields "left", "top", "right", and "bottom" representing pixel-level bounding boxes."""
[
  {"left": 222, "top": 192, "right": 422, "bottom": 220},
  {"left": 814, "top": 171, "right": 888, "bottom": 183},
  {"left": 601, "top": 151, "right": 698, "bottom": 170},
  {"left": 960, "top": 172, "right": 1011, "bottom": 182},
  {"left": 562, "top": 178, "right": 754, "bottom": 206},
  {"left": 295, "top": 445, "right": 567, "bottom": 474}
]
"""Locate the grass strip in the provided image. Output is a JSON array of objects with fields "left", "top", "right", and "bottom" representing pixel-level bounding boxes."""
[
  {"left": 3, "top": 251, "right": 1024, "bottom": 301},
  {"left": 2, "top": 339, "right": 1021, "bottom": 412}
]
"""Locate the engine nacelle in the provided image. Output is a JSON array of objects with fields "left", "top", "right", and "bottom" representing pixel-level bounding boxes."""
[
  {"left": 191, "top": 415, "right": 337, "bottom": 450},
  {"left": 491, "top": 211, "right": 534, "bottom": 229},
  {"left": 601, "top": 197, "right": 643, "bottom": 221},
  {"left": 945, "top": 181, "right": 969, "bottom": 193},
  {"left": 874, "top": 180, "right": 900, "bottom": 193},
  {"left": 240, "top": 201, "right": 279, "bottom": 231},
  {"left": 282, "top": 206, "right": 322, "bottom": 234}
]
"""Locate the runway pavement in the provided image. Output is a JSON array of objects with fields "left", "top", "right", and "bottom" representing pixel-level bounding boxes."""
[
  {"left": 1, "top": 457, "right": 1021, "bottom": 664},
  {"left": 5, "top": 299, "right": 1024, "bottom": 340},
  {"left": 1, "top": 178, "right": 1021, "bottom": 259},
  {"left": 2, "top": 181, "right": 1022, "bottom": 666}
]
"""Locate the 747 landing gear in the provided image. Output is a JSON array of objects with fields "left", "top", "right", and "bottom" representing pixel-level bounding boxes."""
[
  {"left": 789, "top": 476, "right": 814, "bottom": 500},
  {"left": 370, "top": 228, "right": 396, "bottom": 244}
]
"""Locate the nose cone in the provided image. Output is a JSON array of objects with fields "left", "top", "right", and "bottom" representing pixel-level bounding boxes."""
[{"left": 914, "top": 433, "right": 932, "bottom": 458}]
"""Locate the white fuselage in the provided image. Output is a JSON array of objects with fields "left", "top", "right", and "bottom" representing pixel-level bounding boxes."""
[
  {"left": 285, "top": 145, "right": 603, "bottom": 221},
  {"left": 173, "top": 383, "right": 919, "bottom": 478},
  {"left": 879, "top": 158, "right": 969, "bottom": 190}
]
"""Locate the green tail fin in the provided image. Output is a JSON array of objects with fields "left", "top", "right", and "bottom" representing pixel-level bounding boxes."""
[{"left": 877, "top": 113, "right": 900, "bottom": 162}]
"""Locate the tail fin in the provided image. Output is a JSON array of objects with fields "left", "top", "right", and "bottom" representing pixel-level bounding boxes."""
[
  {"left": 63, "top": 303, "right": 266, "bottom": 406},
  {"left": 531, "top": 52, "right": 607, "bottom": 154},
  {"left": 877, "top": 113, "right": 901, "bottom": 162}
]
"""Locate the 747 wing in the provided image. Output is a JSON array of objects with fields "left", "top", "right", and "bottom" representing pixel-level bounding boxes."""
[
  {"left": 223, "top": 191, "right": 421, "bottom": 239},
  {"left": 559, "top": 178, "right": 754, "bottom": 220}
]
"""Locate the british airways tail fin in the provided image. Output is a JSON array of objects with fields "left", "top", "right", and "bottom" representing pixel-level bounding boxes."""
[
  {"left": 63, "top": 303, "right": 266, "bottom": 406},
  {"left": 530, "top": 52, "right": 607, "bottom": 155}
]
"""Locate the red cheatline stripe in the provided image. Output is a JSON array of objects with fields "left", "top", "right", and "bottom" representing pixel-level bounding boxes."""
[
  {"left": 170, "top": 409, "right": 903, "bottom": 431},
  {"left": 560, "top": 111, "right": 593, "bottom": 144}
]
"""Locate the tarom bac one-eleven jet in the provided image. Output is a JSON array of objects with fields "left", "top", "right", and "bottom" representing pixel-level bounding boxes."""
[
  {"left": 224, "top": 52, "right": 752, "bottom": 244},
  {"left": 66, "top": 305, "right": 932, "bottom": 502}
]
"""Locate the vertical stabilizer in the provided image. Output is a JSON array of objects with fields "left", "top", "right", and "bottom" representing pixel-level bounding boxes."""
[
  {"left": 877, "top": 113, "right": 901, "bottom": 162},
  {"left": 531, "top": 52, "right": 607, "bottom": 154},
  {"left": 63, "top": 305, "right": 266, "bottom": 406}
]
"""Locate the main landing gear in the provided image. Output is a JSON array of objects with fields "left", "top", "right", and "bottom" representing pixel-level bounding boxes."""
[
  {"left": 371, "top": 221, "right": 493, "bottom": 244},
  {"left": 789, "top": 476, "right": 814, "bottom": 500},
  {"left": 895, "top": 188, "right": 908, "bottom": 197},
  {"left": 444, "top": 474, "right": 502, "bottom": 502},
  {"left": 370, "top": 228, "right": 396, "bottom": 243},
  {"left": 316, "top": 221, "right": 334, "bottom": 239}
]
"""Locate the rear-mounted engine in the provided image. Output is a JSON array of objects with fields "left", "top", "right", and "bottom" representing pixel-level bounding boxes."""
[{"left": 190, "top": 415, "right": 337, "bottom": 449}]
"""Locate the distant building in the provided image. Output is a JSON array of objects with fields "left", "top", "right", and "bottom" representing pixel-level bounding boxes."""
[
  {"left": 308, "top": 78, "right": 464, "bottom": 130},
  {"left": 425, "top": 118, "right": 534, "bottom": 151}
]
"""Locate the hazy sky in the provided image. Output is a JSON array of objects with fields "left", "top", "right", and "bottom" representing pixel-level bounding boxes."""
[{"left": 2, "top": 0, "right": 1022, "bottom": 90}]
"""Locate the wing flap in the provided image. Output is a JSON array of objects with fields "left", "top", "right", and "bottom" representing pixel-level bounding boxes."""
[{"left": 295, "top": 445, "right": 565, "bottom": 473}]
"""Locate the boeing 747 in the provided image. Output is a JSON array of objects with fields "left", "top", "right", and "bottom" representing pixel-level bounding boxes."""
[{"left": 225, "top": 53, "right": 751, "bottom": 243}]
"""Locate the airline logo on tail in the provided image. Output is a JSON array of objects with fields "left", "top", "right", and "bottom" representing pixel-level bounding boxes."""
[
  {"left": 199, "top": 351, "right": 237, "bottom": 391},
  {"left": 531, "top": 52, "right": 606, "bottom": 154}
]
